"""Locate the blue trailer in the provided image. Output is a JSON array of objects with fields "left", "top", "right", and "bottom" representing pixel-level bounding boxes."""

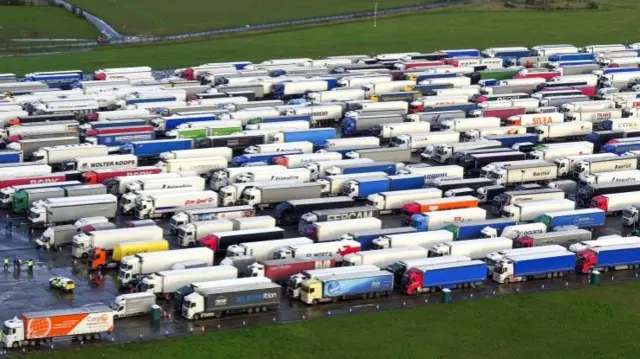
[
  {"left": 401, "top": 260, "right": 487, "bottom": 295},
  {"left": 492, "top": 251, "right": 575, "bottom": 283},
  {"left": 125, "top": 96, "right": 177, "bottom": 106},
  {"left": 443, "top": 218, "right": 517, "bottom": 240},
  {"left": 301, "top": 270, "right": 394, "bottom": 304},
  {"left": 348, "top": 177, "right": 390, "bottom": 199},
  {"left": 441, "top": 49, "right": 481, "bottom": 58},
  {"left": 91, "top": 132, "right": 156, "bottom": 146},
  {"left": 0, "top": 151, "right": 22, "bottom": 164},
  {"left": 388, "top": 174, "right": 425, "bottom": 191},
  {"left": 484, "top": 134, "right": 538, "bottom": 148},
  {"left": 231, "top": 150, "right": 302, "bottom": 167},
  {"left": 274, "top": 128, "right": 336, "bottom": 147},
  {"left": 121, "top": 139, "right": 192, "bottom": 158},
  {"left": 601, "top": 67, "right": 640, "bottom": 75},
  {"left": 343, "top": 227, "right": 417, "bottom": 250},
  {"left": 586, "top": 131, "right": 623, "bottom": 151},
  {"left": 89, "top": 119, "right": 148, "bottom": 129},
  {"left": 155, "top": 114, "right": 217, "bottom": 132},
  {"left": 548, "top": 53, "right": 594, "bottom": 62},
  {"left": 22, "top": 70, "right": 84, "bottom": 89},
  {"left": 248, "top": 115, "right": 311, "bottom": 125},
  {"left": 535, "top": 208, "right": 605, "bottom": 231},
  {"left": 578, "top": 243, "right": 640, "bottom": 274},
  {"left": 326, "top": 161, "right": 399, "bottom": 176},
  {"left": 601, "top": 141, "right": 640, "bottom": 155}
]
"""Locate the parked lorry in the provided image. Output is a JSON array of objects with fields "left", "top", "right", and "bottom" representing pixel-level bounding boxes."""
[
  {"left": 82, "top": 167, "right": 161, "bottom": 185},
  {"left": 286, "top": 264, "right": 378, "bottom": 298},
  {"left": 29, "top": 194, "right": 117, "bottom": 228},
  {"left": 492, "top": 250, "right": 576, "bottom": 283},
  {"left": 154, "top": 157, "right": 228, "bottom": 176},
  {"left": 493, "top": 188, "right": 565, "bottom": 215},
  {"left": 488, "top": 162, "right": 558, "bottom": 186},
  {"left": 316, "top": 172, "right": 386, "bottom": 196},
  {"left": 345, "top": 147, "right": 411, "bottom": 163},
  {"left": 299, "top": 270, "right": 393, "bottom": 304},
  {"left": 111, "top": 292, "right": 156, "bottom": 319},
  {"left": 528, "top": 142, "right": 594, "bottom": 162},
  {"left": 125, "top": 176, "right": 205, "bottom": 193},
  {"left": 246, "top": 256, "right": 336, "bottom": 282},
  {"left": 272, "top": 239, "right": 361, "bottom": 261},
  {"left": 134, "top": 190, "right": 218, "bottom": 219},
  {"left": 32, "top": 144, "right": 108, "bottom": 166},
  {"left": 298, "top": 206, "right": 379, "bottom": 233},
  {"left": 401, "top": 196, "right": 478, "bottom": 222},
  {"left": 443, "top": 218, "right": 517, "bottom": 240},
  {"left": 590, "top": 191, "right": 640, "bottom": 214},
  {"left": 573, "top": 157, "right": 638, "bottom": 177},
  {"left": 176, "top": 220, "right": 234, "bottom": 247},
  {"left": 371, "top": 230, "right": 453, "bottom": 251},
  {"left": 72, "top": 225, "right": 163, "bottom": 258},
  {"left": 513, "top": 229, "right": 592, "bottom": 248},
  {"left": 576, "top": 182, "right": 640, "bottom": 207},
  {"left": 345, "top": 175, "right": 424, "bottom": 199},
  {"left": 106, "top": 172, "right": 196, "bottom": 195},
  {"left": 398, "top": 165, "right": 464, "bottom": 184},
  {"left": 235, "top": 167, "right": 312, "bottom": 183},
  {"left": 90, "top": 239, "right": 169, "bottom": 271},
  {"left": 339, "top": 227, "right": 416, "bottom": 251},
  {"left": 429, "top": 237, "right": 513, "bottom": 258},
  {"left": 367, "top": 188, "right": 441, "bottom": 214},
  {"left": 535, "top": 121, "right": 593, "bottom": 142},
  {"left": 182, "top": 281, "right": 281, "bottom": 319},
  {"left": 169, "top": 205, "right": 255, "bottom": 232},
  {"left": 200, "top": 227, "right": 285, "bottom": 252},
  {"left": 35, "top": 224, "right": 76, "bottom": 249},
  {"left": 138, "top": 265, "right": 238, "bottom": 297},
  {"left": 159, "top": 147, "right": 233, "bottom": 162},
  {"left": 410, "top": 207, "right": 487, "bottom": 231},
  {"left": 242, "top": 182, "right": 322, "bottom": 209},
  {"left": 501, "top": 199, "right": 575, "bottom": 222},
  {"left": 122, "top": 139, "right": 193, "bottom": 158},
  {"left": 484, "top": 245, "right": 569, "bottom": 272},
  {"left": 273, "top": 196, "right": 353, "bottom": 226},
  {"left": 118, "top": 247, "right": 215, "bottom": 287},
  {"left": 576, "top": 243, "right": 640, "bottom": 274},
  {"left": 401, "top": 260, "right": 487, "bottom": 295},
  {"left": 390, "top": 131, "right": 460, "bottom": 152},
  {"left": 13, "top": 184, "right": 107, "bottom": 213},
  {"left": 225, "top": 237, "right": 313, "bottom": 261},
  {"left": 324, "top": 161, "right": 402, "bottom": 177},
  {"left": 273, "top": 152, "right": 342, "bottom": 168},
  {"left": 1, "top": 306, "right": 114, "bottom": 348},
  {"left": 59, "top": 154, "right": 137, "bottom": 172},
  {"left": 535, "top": 208, "right": 606, "bottom": 230},
  {"left": 209, "top": 165, "right": 287, "bottom": 190},
  {"left": 304, "top": 217, "right": 382, "bottom": 242},
  {"left": 1, "top": 180, "right": 82, "bottom": 206}
]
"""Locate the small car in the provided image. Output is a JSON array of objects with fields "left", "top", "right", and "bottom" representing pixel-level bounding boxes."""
[{"left": 49, "top": 276, "right": 75, "bottom": 292}]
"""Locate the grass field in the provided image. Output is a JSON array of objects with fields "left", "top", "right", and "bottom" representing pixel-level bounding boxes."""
[
  {"left": 1, "top": 1, "right": 639, "bottom": 75},
  {"left": 22, "top": 281, "right": 640, "bottom": 359},
  {"left": 66, "top": 0, "right": 434, "bottom": 35},
  {"left": 0, "top": 6, "right": 99, "bottom": 40}
]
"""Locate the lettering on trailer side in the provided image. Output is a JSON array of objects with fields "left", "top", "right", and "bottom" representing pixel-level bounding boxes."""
[
  {"left": 276, "top": 148, "right": 303, "bottom": 152},
  {"left": 162, "top": 184, "right": 195, "bottom": 189},
  {"left": 531, "top": 117, "right": 553, "bottom": 125},
  {"left": 325, "top": 211, "right": 374, "bottom": 221},
  {"left": 305, "top": 251, "right": 334, "bottom": 257},
  {"left": 270, "top": 175, "right": 301, "bottom": 180},
  {"left": 614, "top": 164, "right": 632, "bottom": 169},
  {"left": 28, "top": 178, "right": 61, "bottom": 184},
  {"left": 184, "top": 197, "right": 216, "bottom": 205},
  {"left": 81, "top": 160, "right": 137, "bottom": 169},
  {"left": 595, "top": 112, "right": 612, "bottom": 120},
  {"left": 611, "top": 177, "right": 637, "bottom": 182},
  {"left": 532, "top": 171, "right": 551, "bottom": 176},
  {"left": 125, "top": 170, "right": 158, "bottom": 176}
]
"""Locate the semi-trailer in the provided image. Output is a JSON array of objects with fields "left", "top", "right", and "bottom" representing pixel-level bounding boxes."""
[
  {"left": 154, "top": 157, "right": 228, "bottom": 176},
  {"left": 429, "top": 237, "right": 513, "bottom": 259},
  {"left": 554, "top": 153, "right": 618, "bottom": 177},
  {"left": 492, "top": 188, "right": 565, "bottom": 214},
  {"left": 534, "top": 121, "right": 593, "bottom": 142},
  {"left": 122, "top": 139, "right": 193, "bottom": 158},
  {"left": 1, "top": 306, "right": 114, "bottom": 348},
  {"left": 401, "top": 196, "right": 478, "bottom": 223},
  {"left": 0, "top": 163, "right": 52, "bottom": 178},
  {"left": 246, "top": 256, "right": 336, "bottom": 282},
  {"left": 106, "top": 172, "right": 197, "bottom": 195},
  {"left": 90, "top": 239, "right": 169, "bottom": 271},
  {"left": 209, "top": 165, "right": 287, "bottom": 190},
  {"left": 286, "top": 264, "right": 379, "bottom": 298},
  {"left": 169, "top": 205, "right": 256, "bottom": 232},
  {"left": 298, "top": 206, "right": 380, "bottom": 234},
  {"left": 569, "top": 235, "right": 640, "bottom": 253},
  {"left": 218, "top": 180, "right": 300, "bottom": 206},
  {"left": 82, "top": 167, "right": 161, "bottom": 185},
  {"left": 399, "top": 164, "right": 465, "bottom": 184},
  {"left": 513, "top": 229, "right": 592, "bottom": 248},
  {"left": 134, "top": 190, "right": 218, "bottom": 219},
  {"left": 6, "top": 136, "right": 79, "bottom": 159},
  {"left": 434, "top": 178, "right": 494, "bottom": 193},
  {"left": 120, "top": 188, "right": 202, "bottom": 214},
  {"left": 372, "top": 230, "right": 454, "bottom": 250},
  {"left": 272, "top": 196, "right": 354, "bottom": 226},
  {"left": 177, "top": 219, "right": 235, "bottom": 247},
  {"left": 125, "top": 176, "right": 205, "bottom": 193},
  {"left": 576, "top": 243, "right": 640, "bottom": 274},
  {"left": 339, "top": 227, "right": 417, "bottom": 251},
  {"left": 32, "top": 144, "right": 108, "bottom": 166},
  {"left": 304, "top": 217, "right": 382, "bottom": 242},
  {"left": 199, "top": 227, "right": 285, "bottom": 252},
  {"left": 137, "top": 265, "right": 238, "bottom": 297},
  {"left": 576, "top": 182, "right": 640, "bottom": 207},
  {"left": 300, "top": 270, "right": 393, "bottom": 304},
  {"left": 28, "top": 194, "right": 117, "bottom": 228},
  {"left": 458, "top": 152, "right": 527, "bottom": 175},
  {"left": 367, "top": 188, "right": 442, "bottom": 214},
  {"left": 72, "top": 225, "right": 163, "bottom": 258},
  {"left": 401, "top": 260, "right": 487, "bottom": 295},
  {"left": 344, "top": 175, "right": 423, "bottom": 199},
  {"left": 528, "top": 141, "right": 594, "bottom": 162},
  {"left": 13, "top": 184, "right": 107, "bottom": 213},
  {"left": 182, "top": 281, "right": 281, "bottom": 319},
  {"left": 580, "top": 169, "right": 640, "bottom": 186},
  {"left": 272, "top": 239, "right": 361, "bottom": 261},
  {"left": 443, "top": 218, "right": 517, "bottom": 240},
  {"left": 159, "top": 147, "right": 233, "bottom": 162},
  {"left": 242, "top": 182, "right": 322, "bottom": 209},
  {"left": 302, "top": 158, "right": 374, "bottom": 179},
  {"left": 324, "top": 161, "right": 403, "bottom": 177},
  {"left": 492, "top": 250, "right": 576, "bottom": 283},
  {"left": 118, "top": 247, "right": 215, "bottom": 287},
  {"left": 235, "top": 167, "right": 312, "bottom": 183},
  {"left": 0, "top": 180, "right": 82, "bottom": 206},
  {"left": 501, "top": 199, "right": 576, "bottom": 222},
  {"left": 535, "top": 208, "right": 606, "bottom": 230},
  {"left": 573, "top": 156, "right": 638, "bottom": 177},
  {"left": 273, "top": 152, "right": 342, "bottom": 168},
  {"left": 590, "top": 191, "right": 640, "bottom": 214},
  {"left": 344, "top": 147, "right": 411, "bottom": 162},
  {"left": 316, "top": 172, "right": 388, "bottom": 196},
  {"left": 225, "top": 237, "right": 313, "bottom": 261},
  {"left": 390, "top": 131, "right": 460, "bottom": 152},
  {"left": 342, "top": 246, "right": 429, "bottom": 267},
  {"left": 484, "top": 245, "right": 569, "bottom": 272},
  {"left": 410, "top": 207, "right": 487, "bottom": 231},
  {"left": 488, "top": 162, "right": 558, "bottom": 186},
  {"left": 59, "top": 154, "right": 138, "bottom": 172}
]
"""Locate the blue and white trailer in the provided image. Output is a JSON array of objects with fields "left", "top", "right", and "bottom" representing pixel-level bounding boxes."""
[
  {"left": 299, "top": 270, "right": 394, "bottom": 304},
  {"left": 577, "top": 243, "right": 640, "bottom": 274},
  {"left": 492, "top": 250, "right": 575, "bottom": 283},
  {"left": 324, "top": 161, "right": 401, "bottom": 177},
  {"left": 548, "top": 53, "right": 595, "bottom": 62},
  {"left": 535, "top": 208, "right": 606, "bottom": 231},
  {"left": 340, "top": 227, "right": 417, "bottom": 250},
  {"left": 484, "top": 134, "right": 537, "bottom": 148},
  {"left": 247, "top": 115, "right": 311, "bottom": 125},
  {"left": 231, "top": 150, "right": 302, "bottom": 167},
  {"left": 87, "top": 132, "right": 156, "bottom": 146},
  {"left": 269, "top": 128, "right": 336, "bottom": 146},
  {"left": 271, "top": 79, "right": 338, "bottom": 100},
  {"left": 344, "top": 177, "right": 390, "bottom": 199},
  {"left": 441, "top": 49, "right": 481, "bottom": 58},
  {"left": 22, "top": 70, "right": 84, "bottom": 89},
  {"left": 443, "top": 218, "right": 517, "bottom": 240},
  {"left": 122, "top": 139, "right": 192, "bottom": 158},
  {"left": 401, "top": 260, "right": 487, "bottom": 294},
  {"left": 151, "top": 114, "right": 217, "bottom": 133},
  {"left": 0, "top": 150, "right": 22, "bottom": 164},
  {"left": 601, "top": 142, "right": 640, "bottom": 155},
  {"left": 316, "top": 137, "right": 380, "bottom": 151}
]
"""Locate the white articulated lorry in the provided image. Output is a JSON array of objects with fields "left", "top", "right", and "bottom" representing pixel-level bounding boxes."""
[
  {"left": 107, "top": 172, "right": 197, "bottom": 195},
  {"left": 489, "top": 162, "right": 558, "bottom": 186},
  {"left": 224, "top": 237, "right": 313, "bottom": 262},
  {"left": 72, "top": 225, "right": 163, "bottom": 258},
  {"left": 342, "top": 246, "right": 429, "bottom": 267},
  {"left": 32, "top": 144, "right": 109, "bottom": 166},
  {"left": 242, "top": 182, "right": 323, "bottom": 209},
  {"left": 304, "top": 217, "right": 382, "bottom": 242},
  {"left": 159, "top": 147, "right": 233, "bottom": 162},
  {"left": 134, "top": 190, "right": 218, "bottom": 219},
  {"left": 137, "top": 265, "right": 238, "bottom": 297},
  {"left": 235, "top": 168, "right": 312, "bottom": 183},
  {"left": 209, "top": 165, "right": 287, "bottom": 190},
  {"left": 125, "top": 176, "right": 205, "bottom": 193},
  {"left": 155, "top": 156, "right": 228, "bottom": 175},
  {"left": 177, "top": 219, "right": 235, "bottom": 247},
  {"left": 367, "top": 188, "right": 442, "bottom": 214},
  {"left": 28, "top": 194, "right": 117, "bottom": 229},
  {"left": 120, "top": 188, "right": 201, "bottom": 214},
  {"left": 501, "top": 199, "right": 575, "bottom": 222},
  {"left": 429, "top": 237, "right": 513, "bottom": 259},
  {"left": 371, "top": 230, "right": 454, "bottom": 249},
  {"left": 119, "top": 247, "right": 215, "bottom": 287}
]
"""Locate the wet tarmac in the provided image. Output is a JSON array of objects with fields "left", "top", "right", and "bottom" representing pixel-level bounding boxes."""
[{"left": 0, "top": 173, "right": 638, "bottom": 356}]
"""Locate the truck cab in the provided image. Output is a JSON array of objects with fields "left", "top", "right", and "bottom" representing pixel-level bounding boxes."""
[
  {"left": 491, "top": 259, "right": 514, "bottom": 283},
  {"left": 133, "top": 196, "right": 154, "bottom": 219},
  {"left": 622, "top": 205, "right": 639, "bottom": 227},
  {"left": 118, "top": 258, "right": 140, "bottom": 286},
  {"left": 241, "top": 188, "right": 261, "bottom": 207},
  {"left": 2, "top": 317, "right": 25, "bottom": 348},
  {"left": 400, "top": 268, "right": 424, "bottom": 295},
  {"left": 181, "top": 292, "right": 204, "bottom": 320},
  {"left": 428, "top": 243, "right": 450, "bottom": 257},
  {"left": 27, "top": 205, "right": 47, "bottom": 226},
  {"left": 71, "top": 232, "right": 93, "bottom": 258},
  {"left": 136, "top": 275, "right": 160, "bottom": 294},
  {"left": 299, "top": 278, "right": 323, "bottom": 304},
  {"left": 409, "top": 214, "right": 427, "bottom": 231},
  {"left": 575, "top": 249, "right": 597, "bottom": 274}
]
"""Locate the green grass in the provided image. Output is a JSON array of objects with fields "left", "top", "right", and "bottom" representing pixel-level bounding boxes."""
[
  {"left": 66, "top": 0, "right": 434, "bottom": 36},
  {"left": 0, "top": 6, "right": 99, "bottom": 40},
  {"left": 1, "top": 1, "right": 640, "bottom": 75},
  {"left": 22, "top": 281, "right": 640, "bottom": 359}
]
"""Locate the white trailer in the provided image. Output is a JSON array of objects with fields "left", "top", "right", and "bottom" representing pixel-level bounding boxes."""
[
  {"left": 535, "top": 121, "right": 593, "bottom": 141},
  {"left": 398, "top": 165, "right": 464, "bottom": 184},
  {"left": 554, "top": 153, "right": 618, "bottom": 177},
  {"left": 303, "top": 158, "right": 374, "bottom": 180},
  {"left": 272, "top": 239, "right": 361, "bottom": 260},
  {"left": 108, "top": 172, "right": 194, "bottom": 195},
  {"left": 231, "top": 215, "right": 275, "bottom": 230},
  {"left": 0, "top": 121, "right": 79, "bottom": 139},
  {"left": 245, "top": 120, "right": 310, "bottom": 132},
  {"left": 574, "top": 156, "right": 638, "bottom": 177},
  {"left": 390, "top": 131, "right": 459, "bottom": 152},
  {"left": 118, "top": 247, "right": 215, "bottom": 287},
  {"left": 177, "top": 219, "right": 235, "bottom": 247},
  {"left": 134, "top": 190, "right": 218, "bottom": 219},
  {"left": 528, "top": 141, "right": 594, "bottom": 161},
  {"left": 591, "top": 191, "right": 640, "bottom": 214},
  {"left": 337, "top": 75, "right": 392, "bottom": 88},
  {"left": 28, "top": 194, "right": 117, "bottom": 228},
  {"left": 484, "top": 245, "right": 568, "bottom": 272},
  {"left": 316, "top": 172, "right": 388, "bottom": 196},
  {"left": 126, "top": 176, "right": 205, "bottom": 193},
  {"left": 0, "top": 164, "right": 52, "bottom": 178},
  {"left": 159, "top": 147, "right": 233, "bottom": 162},
  {"left": 497, "top": 222, "right": 547, "bottom": 240},
  {"left": 425, "top": 140, "right": 502, "bottom": 163},
  {"left": 490, "top": 162, "right": 558, "bottom": 186},
  {"left": 60, "top": 154, "right": 138, "bottom": 172},
  {"left": 565, "top": 108, "right": 623, "bottom": 122},
  {"left": 502, "top": 199, "right": 575, "bottom": 222},
  {"left": 372, "top": 230, "right": 454, "bottom": 249},
  {"left": 419, "top": 76, "right": 471, "bottom": 88},
  {"left": 218, "top": 180, "right": 298, "bottom": 206},
  {"left": 120, "top": 188, "right": 193, "bottom": 214},
  {"left": 236, "top": 167, "right": 312, "bottom": 183},
  {"left": 569, "top": 235, "right": 640, "bottom": 253},
  {"left": 32, "top": 144, "right": 108, "bottom": 165},
  {"left": 242, "top": 182, "right": 322, "bottom": 209},
  {"left": 378, "top": 122, "right": 430, "bottom": 139},
  {"left": 285, "top": 105, "right": 343, "bottom": 124},
  {"left": 463, "top": 126, "right": 526, "bottom": 141},
  {"left": 273, "top": 152, "right": 342, "bottom": 168},
  {"left": 440, "top": 117, "right": 501, "bottom": 132},
  {"left": 225, "top": 237, "right": 313, "bottom": 261},
  {"left": 244, "top": 141, "right": 314, "bottom": 155},
  {"left": 505, "top": 113, "right": 565, "bottom": 127},
  {"left": 429, "top": 237, "right": 513, "bottom": 258},
  {"left": 361, "top": 81, "right": 414, "bottom": 97},
  {"left": 209, "top": 165, "right": 286, "bottom": 190},
  {"left": 342, "top": 246, "right": 429, "bottom": 267},
  {"left": 414, "top": 207, "right": 487, "bottom": 231},
  {"left": 138, "top": 265, "right": 238, "bottom": 296},
  {"left": 306, "top": 217, "right": 382, "bottom": 242},
  {"left": 560, "top": 100, "right": 616, "bottom": 113},
  {"left": 319, "top": 137, "right": 380, "bottom": 151},
  {"left": 410, "top": 96, "right": 470, "bottom": 109},
  {"left": 155, "top": 156, "right": 228, "bottom": 175},
  {"left": 580, "top": 169, "right": 640, "bottom": 185},
  {"left": 367, "top": 188, "right": 442, "bottom": 213},
  {"left": 72, "top": 225, "right": 162, "bottom": 258},
  {"left": 307, "top": 89, "right": 366, "bottom": 102}
]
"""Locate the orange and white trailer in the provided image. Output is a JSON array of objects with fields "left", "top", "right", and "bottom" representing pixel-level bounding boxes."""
[
  {"left": 401, "top": 195, "right": 479, "bottom": 223},
  {"left": 1, "top": 306, "right": 114, "bottom": 348}
]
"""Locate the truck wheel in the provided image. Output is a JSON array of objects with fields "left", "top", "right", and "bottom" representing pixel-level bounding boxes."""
[
  {"left": 312, "top": 299, "right": 318, "bottom": 305},
  {"left": 247, "top": 307, "right": 253, "bottom": 313},
  {"left": 503, "top": 278, "right": 510, "bottom": 284},
  {"left": 114, "top": 315, "right": 119, "bottom": 319},
  {"left": 194, "top": 314, "right": 201, "bottom": 320},
  {"left": 81, "top": 253, "right": 88, "bottom": 259},
  {"left": 12, "top": 342, "right": 18, "bottom": 348},
  {"left": 188, "top": 242, "right": 195, "bottom": 248}
]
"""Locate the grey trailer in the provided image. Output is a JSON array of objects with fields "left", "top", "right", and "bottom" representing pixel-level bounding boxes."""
[
  {"left": 515, "top": 229, "right": 592, "bottom": 247},
  {"left": 36, "top": 224, "right": 77, "bottom": 248},
  {"left": 7, "top": 136, "right": 79, "bottom": 158},
  {"left": 184, "top": 282, "right": 281, "bottom": 319},
  {"left": 345, "top": 147, "right": 412, "bottom": 162},
  {"left": 219, "top": 255, "right": 257, "bottom": 276},
  {"left": 64, "top": 184, "right": 107, "bottom": 197},
  {"left": 243, "top": 182, "right": 323, "bottom": 209}
]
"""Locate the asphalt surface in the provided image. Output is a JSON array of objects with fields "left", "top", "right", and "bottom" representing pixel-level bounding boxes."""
[{"left": 0, "top": 158, "right": 638, "bottom": 356}]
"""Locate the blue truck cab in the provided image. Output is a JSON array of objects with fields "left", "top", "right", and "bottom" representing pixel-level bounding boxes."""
[{"left": 153, "top": 114, "right": 217, "bottom": 132}]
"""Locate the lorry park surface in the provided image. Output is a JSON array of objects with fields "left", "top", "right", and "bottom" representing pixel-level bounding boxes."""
[
  {"left": 1, "top": 0, "right": 640, "bottom": 74},
  {"left": 0, "top": 154, "right": 637, "bottom": 356}
]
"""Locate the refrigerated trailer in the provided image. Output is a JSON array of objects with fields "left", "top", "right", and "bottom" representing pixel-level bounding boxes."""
[{"left": 28, "top": 194, "right": 117, "bottom": 228}]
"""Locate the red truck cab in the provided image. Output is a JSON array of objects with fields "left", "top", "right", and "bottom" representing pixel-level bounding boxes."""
[
  {"left": 576, "top": 249, "right": 597, "bottom": 274},
  {"left": 513, "top": 236, "right": 534, "bottom": 248},
  {"left": 199, "top": 235, "right": 219, "bottom": 251},
  {"left": 589, "top": 196, "right": 609, "bottom": 212},
  {"left": 402, "top": 203, "right": 421, "bottom": 223},
  {"left": 401, "top": 268, "right": 423, "bottom": 295}
]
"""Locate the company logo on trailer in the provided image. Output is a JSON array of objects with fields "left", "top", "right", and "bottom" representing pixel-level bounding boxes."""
[
  {"left": 215, "top": 296, "right": 228, "bottom": 306},
  {"left": 28, "top": 178, "right": 60, "bottom": 184},
  {"left": 325, "top": 281, "right": 342, "bottom": 296},
  {"left": 184, "top": 197, "right": 215, "bottom": 205},
  {"left": 326, "top": 211, "right": 374, "bottom": 221},
  {"left": 614, "top": 164, "right": 632, "bottom": 169}
]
